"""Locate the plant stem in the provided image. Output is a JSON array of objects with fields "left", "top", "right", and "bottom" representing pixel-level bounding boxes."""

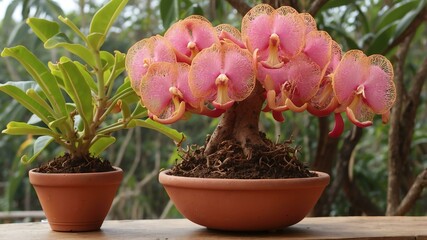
[{"left": 74, "top": 44, "right": 107, "bottom": 158}]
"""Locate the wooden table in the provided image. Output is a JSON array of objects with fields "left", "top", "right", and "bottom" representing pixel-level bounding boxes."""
[{"left": 1, "top": 217, "right": 426, "bottom": 239}]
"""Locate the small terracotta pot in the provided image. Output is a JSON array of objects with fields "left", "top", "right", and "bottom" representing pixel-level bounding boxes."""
[
  {"left": 159, "top": 170, "right": 329, "bottom": 231},
  {"left": 29, "top": 167, "right": 123, "bottom": 232}
]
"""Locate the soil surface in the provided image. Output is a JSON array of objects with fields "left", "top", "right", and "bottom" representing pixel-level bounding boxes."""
[
  {"left": 169, "top": 133, "right": 316, "bottom": 179},
  {"left": 34, "top": 153, "right": 115, "bottom": 173}
]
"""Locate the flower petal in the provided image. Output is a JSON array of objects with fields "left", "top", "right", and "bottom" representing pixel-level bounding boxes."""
[
  {"left": 189, "top": 42, "right": 255, "bottom": 106},
  {"left": 126, "top": 35, "right": 176, "bottom": 92},
  {"left": 332, "top": 50, "right": 369, "bottom": 106},
  {"left": 241, "top": 4, "right": 275, "bottom": 54},
  {"left": 307, "top": 76, "right": 339, "bottom": 117},
  {"left": 165, "top": 15, "right": 219, "bottom": 61},
  {"left": 273, "top": 6, "right": 305, "bottom": 59},
  {"left": 326, "top": 41, "right": 342, "bottom": 74},
  {"left": 242, "top": 4, "right": 305, "bottom": 61},
  {"left": 363, "top": 55, "right": 396, "bottom": 114},
  {"left": 300, "top": 13, "right": 317, "bottom": 34},
  {"left": 346, "top": 95, "right": 374, "bottom": 127},
  {"left": 328, "top": 113, "right": 344, "bottom": 138},
  {"left": 175, "top": 63, "right": 201, "bottom": 109},
  {"left": 140, "top": 62, "right": 193, "bottom": 124},
  {"left": 281, "top": 53, "right": 322, "bottom": 107},
  {"left": 216, "top": 24, "right": 245, "bottom": 48},
  {"left": 304, "top": 30, "right": 332, "bottom": 71},
  {"left": 140, "top": 62, "right": 177, "bottom": 116}
]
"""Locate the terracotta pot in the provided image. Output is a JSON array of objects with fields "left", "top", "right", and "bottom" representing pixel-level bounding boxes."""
[
  {"left": 159, "top": 170, "right": 329, "bottom": 231},
  {"left": 29, "top": 167, "right": 123, "bottom": 232}
]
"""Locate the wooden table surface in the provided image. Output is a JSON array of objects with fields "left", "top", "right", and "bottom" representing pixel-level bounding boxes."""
[{"left": 0, "top": 216, "right": 426, "bottom": 239}]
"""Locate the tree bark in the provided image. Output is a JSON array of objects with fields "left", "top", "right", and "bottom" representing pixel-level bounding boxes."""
[
  {"left": 225, "top": 0, "right": 251, "bottom": 16},
  {"left": 340, "top": 127, "right": 382, "bottom": 215},
  {"left": 308, "top": 0, "right": 329, "bottom": 16},
  {"left": 310, "top": 117, "right": 339, "bottom": 216},
  {"left": 394, "top": 169, "right": 427, "bottom": 215},
  {"left": 387, "top": 34, "right": 427, "bottom": 215},
  {"left": 205, "top": 82, "right": 266, "bottom": 155}
]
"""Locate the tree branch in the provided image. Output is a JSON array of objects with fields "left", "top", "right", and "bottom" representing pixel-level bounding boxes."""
[
  {"left": 310, "top": 117, "right": 339, "bottom": 216},
  {"left": 383, "top": 7, "right": 427, "bottom": 55},
  {"left": 394, "top": 169, "right": 427, "bottom": 215},
  {"left": 225, "top": 0, "right": 251, "bottom": 16},
  {"left": 340, "top": 127, "right": 382, "bottom": 215},
  {"left": 387, "top": 33, "right": 427, "bottom": 215},
  {"left": 308, "top": 0, "right": 328, "bottom": 16},
  {"left": 386, "top": 33, "right": 413, "bottom": 215}
]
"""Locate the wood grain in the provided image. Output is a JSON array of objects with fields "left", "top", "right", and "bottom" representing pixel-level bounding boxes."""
[{"left": 0, "top": 217, "right": 426, "bottom": 239}]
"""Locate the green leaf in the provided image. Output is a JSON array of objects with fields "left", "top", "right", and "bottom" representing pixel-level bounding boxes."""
[
  {"left": 58, "top": 16, "right": 87, "bottom": 43},
  {"left": 160, "top": 0, "right": 180, "bottom": 29},
  {"left": 73, "top": 61, "right": 98, "bottom": 92},
  {"left": 89, "top": 136, "right": 116, "bottom": 156},
  {"left": 44, "top": 33, "right": 96, "bottom": 67},
  {"left": 160, "top": 0, "right": 177, "bottom": 29},
  {"left": 376, "top": 0, "right": 422, "bottom": 30},
  {"left": 129, "top": 119, "right": 185, "bottom": 145},
  {"left": 120, "top": 100, "right": 131, "bottom": 120},
  {"left": 367, "top": 23, "right": 396, "bottom": 55},
  {"left": 0, "top": 82, "right": 53, "bottom": 124},
  {"left": 131, "top": 102, "right": 148, "bottom": 118},
  {"left": 26, "top": 88, "right": 55, "bottom": 116},
  {"left": 323, "top": 25, "right": 360, "bottom": 50},
  {"left": 3, "top": 122, "right": 56, "bottom": 136},
  {"left": 320, "top": 0, "right": 362, "bottom": 11},
  {"left": 114, "top": 79, "right": 139, "bottom": 104},
  {"left": 48, "top": 116, "right": 68, "bottom": 129},
  {"left": 100, "top": 51, "right": 115, "bottom": 70},
  {"left": 89, "top": 0, "right": 128, "bottom": 48},
  {"left": 21, "top": 136, "right": 54, "bottom": 164},
  {"left": 1, "top": 46, "right": 67, "bottom": 117},
  {"left": 58, "top": 60, "right": 93, "bottom": 127},
  {"left": 110, "top": 50, "right": 126, "bottom": 80},
  {"left": 105, "top": 51, "right": 126, "bottom": 87},
  {"left": 87, "top": 32, "right": 106, "bottom": 50},
  {"left": 26, "top": 18, "right": 60, "bottom": 42},
  {"left": 392, "top": 0, "right": 426, "bottom": 43}
]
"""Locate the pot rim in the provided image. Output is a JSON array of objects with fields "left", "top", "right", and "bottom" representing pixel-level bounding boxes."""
[
  {"left": 29, "top": 166, "right": 123, "bottom": 186},
  {"left": 29, "top": 166, "right": 122, "bottom": 175},
  {"left": 159, "top": 169, "right": 330, "bottom": 190}
]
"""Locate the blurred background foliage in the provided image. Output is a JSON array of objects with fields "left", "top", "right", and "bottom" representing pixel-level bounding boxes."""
[{"left": 0, "top": 0, "right": 426, "bottom": 222}]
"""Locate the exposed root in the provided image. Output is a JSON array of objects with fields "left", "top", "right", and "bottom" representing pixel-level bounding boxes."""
[{"left": 170, "top": 132, "right": 316, "bottom": 179}]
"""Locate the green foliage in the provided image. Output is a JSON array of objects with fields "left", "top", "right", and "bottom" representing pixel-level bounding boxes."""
[
  {"left": 0, "top": 0, "right": 183, "bottom": 164},
  {"left": 160, "top": 0, "right": 204, "bottom": 29}
]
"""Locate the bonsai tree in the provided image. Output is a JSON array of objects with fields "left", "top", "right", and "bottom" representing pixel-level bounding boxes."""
[
  {"left": 126, "top": 4, "right": 397, "bottom": 178},
  {"left": 0, "top": 0, "right": 183, "bottom": 173}
]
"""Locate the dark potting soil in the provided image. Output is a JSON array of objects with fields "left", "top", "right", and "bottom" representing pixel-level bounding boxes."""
[
  {"left": 169, "top": 133, "right": 317, "bottom": 179},
  {"left": 34, "top": 153, "right": 115, "bottom": 173}
]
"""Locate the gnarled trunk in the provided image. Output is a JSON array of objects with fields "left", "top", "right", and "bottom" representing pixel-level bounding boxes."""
[{"left": 205, "top": 82, "right": 266, "bottom": 155}]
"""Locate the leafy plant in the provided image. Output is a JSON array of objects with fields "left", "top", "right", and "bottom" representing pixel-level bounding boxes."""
[{"left": 0, "top": 0, "right": 183, "bottom": 167}]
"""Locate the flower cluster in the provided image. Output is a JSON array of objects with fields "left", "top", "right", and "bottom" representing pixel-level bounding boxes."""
[{"left": 126, "top": 4, "right": 396, "bottom": 137}]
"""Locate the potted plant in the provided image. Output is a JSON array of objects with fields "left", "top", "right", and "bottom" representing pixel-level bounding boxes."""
[
  {"left": 126, "top": 3, "right": 396, "bottom": 231},
  {"left": 0, "top": 0, "right": 182, "bottom": 232}
]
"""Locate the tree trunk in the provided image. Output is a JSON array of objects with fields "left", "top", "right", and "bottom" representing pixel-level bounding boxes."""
[
  {"left": 310, "top": 117, "right": 339, "bottom": 216},
  {"left": 387, "top": 35, "right": 427, "bottom": 215},
  {"left": 205, "top": 82, "right": 266, "bottom": 155}
]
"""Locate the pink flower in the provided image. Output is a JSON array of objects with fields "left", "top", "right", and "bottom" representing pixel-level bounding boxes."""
[
  {"left": 241, "top": 4, "right": 333, "bottom": 114},
  {"left": 189, "top": 42, "right": 256, "bottom": 110},
  {"left": 125, "top": 35, "right": 176, "bottom": 93},
  {"left": 164, "top": 15, "right": 219, "bottom": 63},
  {"left": 332, "top": 50, "right": 396, "bottom": 127},
  {"left": 139, "top": 62, "right": 201, "bottom": 124}
]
